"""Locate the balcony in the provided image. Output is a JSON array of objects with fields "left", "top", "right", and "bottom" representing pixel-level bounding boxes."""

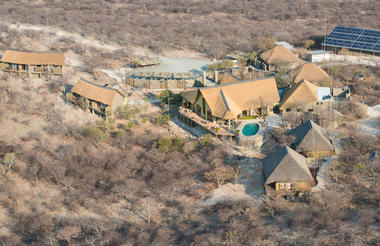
[
  {"left": 52, "top": 68, "right": 62, "bottom": 74},
  {"left": 34, "top": 67, "right": 49, "bottom": 73}
]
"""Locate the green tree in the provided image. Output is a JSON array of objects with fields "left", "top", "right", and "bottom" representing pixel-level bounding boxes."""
[
  {"left": 207, "top": 63, "right": 219, "bottom": 72},
  {"left": 219, "top": 59, "right": 234, "bottom": 72},
  {"left": 246, "top": 51, "right": 258, "bottom": 65},
  {"left": 159, "top": 90, "right": 182, "bottom": 105}
]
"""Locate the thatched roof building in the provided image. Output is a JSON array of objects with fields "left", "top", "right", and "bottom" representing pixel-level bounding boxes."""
[
  {"left": 0, "top": 50, "right": 65, "bottom": 65},
  {"left": 71, "top": 78, "right": 126, "bottom": 108},
  {"left": 219, "top": 72, "right": 240, "bottom": 85},
  {"left": 262, "top": 146, "right": 313, "bottom": 186},
  {"left": 292, "top": 63, "right": 331, "bottom": 86},
  {"left": 291, "top": 120, "right": 334, "bottom": 155},
  {"left": 181, "top": 77, "right": 280, "bottom": 120},
  {"left": 280, "top": 80, "right": 318, "bottom": 110},
  {"left": 260, "top": 46, "right": 303, "bottom": 65}
]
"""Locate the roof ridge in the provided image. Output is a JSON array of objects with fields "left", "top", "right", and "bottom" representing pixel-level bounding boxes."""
[
  {"left": 336, "top": 25, "right": 380, "bottom": 32},
  {"left": 6, "top": 49, "right": 63, "bottom": 55},
  {"left": 78, "top": 78, "right": 118, "bottom": 92},
  {"left": 202, "top": 76, "right": 276, "bottom": 90},
  {"left": 219, "top": 89, "right": 231, "bottom": 112}
]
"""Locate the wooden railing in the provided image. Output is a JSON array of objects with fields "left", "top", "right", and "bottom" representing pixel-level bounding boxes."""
[
  {"left": 53, "top": 68, "right": 62, "bottom": 74},
  {"left": 34, "top": 67, "right": 49, "bottom": 72}
]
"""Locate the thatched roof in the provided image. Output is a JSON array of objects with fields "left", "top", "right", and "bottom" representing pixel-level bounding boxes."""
[
  {"left": 0, "top": 50, "right": 64, "bottom": 65},
  {"left": 293, "top": 63, "right": 331, "bottom": 84},
  {"left": 181, "top": 88, "right": 199, "bottom": 104},
  {"left": 280, "top": 80, "right": 318, "bottom": 110},
  {"left": 219, "top": 72, "right": 240, "bottom": 85},
  {"left": 71, "top": 78, "right": 125, "bottom": 106},
  {"left": 260, "top": 46, "right": 303, "bottom": 65},
  {"left": 291, "top": 120, "right": 334, "bottom": 153},
  {"left": 263, "top": 146, "right": 313, "bottom": 184},
  {"left": 181, "top": 77, "right": 280, "bottom": 120},
  {"left": 200, "top": 77, "right": 280, "bottom": 120}
]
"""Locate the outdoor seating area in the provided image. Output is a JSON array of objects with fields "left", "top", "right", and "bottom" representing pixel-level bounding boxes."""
[{"left": 178, "top": 107, "right": 235, "bottom": 138}]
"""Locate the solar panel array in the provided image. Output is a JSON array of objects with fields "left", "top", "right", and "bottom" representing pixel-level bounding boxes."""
[{"left": 322, "top": 26, "right": 380, "bottom": 53}]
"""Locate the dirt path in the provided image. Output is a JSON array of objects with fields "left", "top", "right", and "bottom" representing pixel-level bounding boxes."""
[
  {"left": 322, "top": 54, "right": 380, "bottom": 67},
  {"left": 358, "top": 104, "right": 380, "bottom": 135}
]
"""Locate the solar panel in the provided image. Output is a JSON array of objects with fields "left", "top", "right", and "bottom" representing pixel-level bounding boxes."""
[
  {"left": 362, "top": 29, "right": 380, "bottom": 38},
  {"left": 322, "top": 25, "right": 380, "bottom": 53},
  {"left": 356, "top": 36, "right": 379, "bottom": 43},
  {"left": 351, "top": 42, "right": 375, "bottom": 50}
]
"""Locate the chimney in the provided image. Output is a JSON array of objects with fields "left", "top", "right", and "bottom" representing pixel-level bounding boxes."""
[
  {"left": 202, "top": 71, "right": 206, "bottom": 86},
  {"left": 214, "top": 70, "right": 218, "bottom": 83}
]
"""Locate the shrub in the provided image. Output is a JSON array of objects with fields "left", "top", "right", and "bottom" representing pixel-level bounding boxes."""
[
  {"left": 117, "top": 107, "right": 140, "bottom": 120},
  {"left": 47, "top": 78, "right": 65, "bottom": 93},
  {"left": 203, "top": 166, "right": 235, "bottom": 185},
  {"left": 156, "top": 137, "right": 173, "bottom": 153},
  {"left": 303, "top": 39, "right": 315, "bottom": 49},
  {"left": 173, "top": 137, "right": 185, "bottom": 149},
  {"left": 200, "top": 134, "right": 213, "bottom": 146},
  {"left": 258, "top": 37, "right": 277, "bottom": 51},
  {"left": 159, "top": 90, "right": 182, "bottom": 105},
  {"left": 125, "top": 121, "right": 134, "bottom": 128},
  {"left": 155, "top": 137, "right": 186, "bottom": 153},
  {"left": 356, "top": 162, "right": 366, "bottom": 174},
  {"left": 116, "top": 129, "right": 126, "bottom": 138},
  {"left": 82, "top": 126, "right": 107, "bottom": 142},
  {"left": 155, "top": 113, "right": 170, "bottom": 125}
]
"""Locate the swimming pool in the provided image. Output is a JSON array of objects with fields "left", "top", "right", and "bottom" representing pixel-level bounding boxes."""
[{"left": 242, "top": 123, "right": 260, "bottom": 136}]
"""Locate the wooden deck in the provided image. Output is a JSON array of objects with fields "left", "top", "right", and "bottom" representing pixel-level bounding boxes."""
[{"left": 178, "top": 107, "right": 235, "bottom": 138}]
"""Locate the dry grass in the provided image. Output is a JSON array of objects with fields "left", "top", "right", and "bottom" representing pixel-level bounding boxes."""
[{"left": 0, "top": 0, "right": 379, "bottom": 57}]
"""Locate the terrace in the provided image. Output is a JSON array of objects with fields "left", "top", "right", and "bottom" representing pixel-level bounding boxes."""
[{"left": 178, "top": 107, "right": 235, "bottom": 138}]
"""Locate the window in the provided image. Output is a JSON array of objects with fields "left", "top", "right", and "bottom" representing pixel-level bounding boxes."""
[
  {"left": 278, "top": 183, "right": 294, "bottom": 190},
  {"left": 308, "top": 108, "right": 314, "bottom": 112},
  {"left": 21, "top": 65, "right": 28, "bottom": 70}
]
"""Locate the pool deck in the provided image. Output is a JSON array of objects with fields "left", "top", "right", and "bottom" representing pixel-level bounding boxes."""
[
  {"left": 178, "top": 107, "right": 235, "bottom": 138},
  {"left": 235, "top": 119, "right": 265, "bottom": 148}
]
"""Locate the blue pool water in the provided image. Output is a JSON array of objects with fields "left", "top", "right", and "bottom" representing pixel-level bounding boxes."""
[{"left": 242, "top": 123, "right": 260, "bottom": 136}]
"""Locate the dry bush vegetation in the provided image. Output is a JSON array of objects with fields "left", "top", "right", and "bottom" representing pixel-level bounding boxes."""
[
  {"left": 328, "top": 65, "right": 380, "bottom": 106},
  {"left": 1, "top": 76, "right": 379, "bottom": 245},
  {"left": 0, "top": 0, "right": 379, "bottom": 56},
  {"left": 0, "top": 1, "right": 379, "bottom": 244}
]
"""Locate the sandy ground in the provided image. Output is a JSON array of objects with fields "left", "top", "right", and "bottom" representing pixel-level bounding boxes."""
[
  {"left": 161, "top": 49, "right": 209, "bottom": 59},
  {"left": 358, "top": 104, "right": 380, "bottom": 135},
  {"left": 4, "top": 22, "right": 122, "bottom": 52},
  {"left": 322, "top": 54, "right": 380, "bottom": 67},
  {"left": 135, "top": 56, "right": 212, "bottom": 74},
  {"left": 2, "top": 22, "right": 207, "bottom": 61},
  {"left": 203, "top": 183, "right": 258, "bottom": 206},
  {"left": 203, "top": 150, "right": 266, "bottom": 207}
]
